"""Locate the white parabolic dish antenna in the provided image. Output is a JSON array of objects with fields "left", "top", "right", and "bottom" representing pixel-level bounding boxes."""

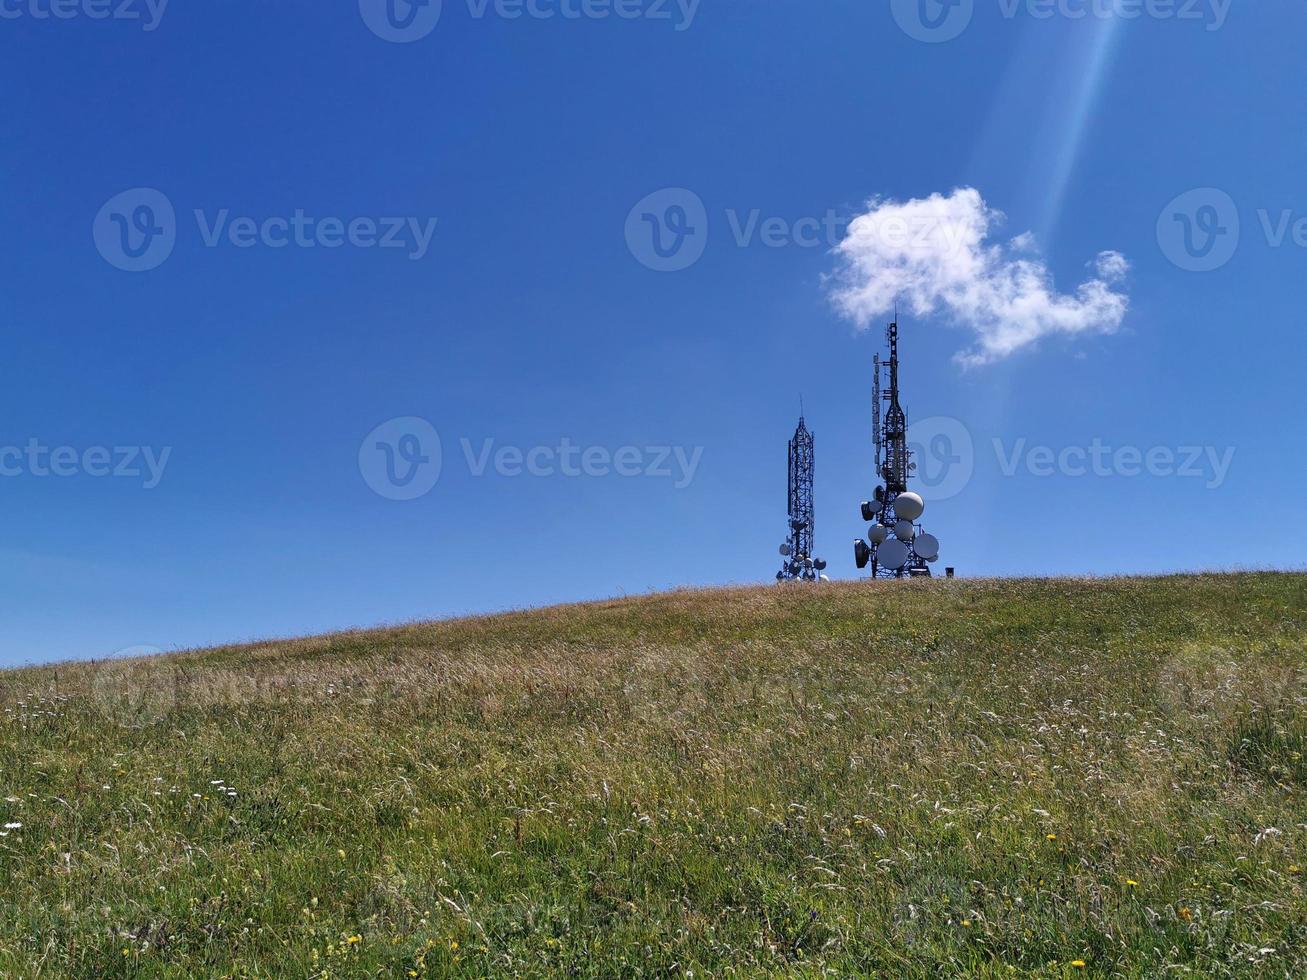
[
  {"left": 894, "top": 519, "right": 915, "bottom": 542},
  {"left": 894, "top": 492, "right": 924, "bottom": 521},
  {"left": 869, "top": 524, "right": 889, "bottom": 545},
  {"left": 913, "top": 533, "right": 940, "bottom": 561},
  {"left": 878, "top": 538, "right": 910, "bottom": 570}
]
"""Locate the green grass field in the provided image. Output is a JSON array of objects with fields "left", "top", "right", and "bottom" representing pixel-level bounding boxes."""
[{"left": 1, "top": 573, "right": 1304, "bottom": 978}]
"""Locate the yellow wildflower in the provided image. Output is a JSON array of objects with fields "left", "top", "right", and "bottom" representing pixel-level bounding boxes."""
[{"left": 1071, "top": 960, "right": 1087, "bottom": 969}]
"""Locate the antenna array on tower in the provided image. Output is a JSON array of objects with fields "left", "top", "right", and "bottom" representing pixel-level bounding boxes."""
[{"left": 853, "top": 320, "right": 942, "bottom": 579}]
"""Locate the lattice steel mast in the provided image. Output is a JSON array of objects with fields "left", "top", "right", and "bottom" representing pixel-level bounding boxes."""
[
  {"left": 854, "top": 320, "right": 941, "bottom": 579},
  {"left": 777, "top": 411, "right": 826, "bottom": 582}
]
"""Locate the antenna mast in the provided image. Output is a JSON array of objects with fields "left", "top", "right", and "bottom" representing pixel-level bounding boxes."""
[
  {"left": 853, "top": 318, "right": 941, "bottom": 579},
  {"left": 776, "top": 411, "right": 826, "bottom": 582}
]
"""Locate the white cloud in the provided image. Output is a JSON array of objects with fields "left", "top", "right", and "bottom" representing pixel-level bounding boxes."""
[{"left": 828, "top": 187, "right": 1129, "bottom": 367}]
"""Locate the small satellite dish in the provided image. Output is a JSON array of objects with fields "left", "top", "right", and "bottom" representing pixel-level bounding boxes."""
[
  {"left": 894, "top": 491, "right": 925, "bottom": 521},
  {"left": 894, "top": 519, "right": 915, "bottom": 542},
  {"left": 869, "top": 524, "right": 889, "bottom": 545},
  {"left": 818, "top": 574, "right": 830, "bottom": 582},
  {"left": 874, "top": 485, "right": 885, "bottom": 501},
  {"left": 913, "top": 533, "right": 940, "bottom": 561},
  {"left": 814, "top": 558, "right": 827, "bottom": 571},
  {"left": 878, "top": 538, "right": 910, "bottom": 570},
  {"left": 779, "top": 542, "right": 793, "bottom": 557},
  {"left": 860, "top": 500, "right": 882, "bottom": 521},
  {"left": 776, "top": 571, "right": 785, "bottom": 581},
  {"left": 803, "top": 557, "right": 813, "bottom": 568},
  {"left": 854, "top": 539, "right": 871, "bottom": 569}
]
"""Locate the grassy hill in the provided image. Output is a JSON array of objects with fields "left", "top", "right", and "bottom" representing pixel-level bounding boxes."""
[{"left": 1, "top": 573, "right": 1304, "bottom": 978}]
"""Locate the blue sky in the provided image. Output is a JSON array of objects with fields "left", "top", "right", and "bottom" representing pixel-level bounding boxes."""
[{"left": 2, "top": 0, "right": 1303, "bottom": 665}]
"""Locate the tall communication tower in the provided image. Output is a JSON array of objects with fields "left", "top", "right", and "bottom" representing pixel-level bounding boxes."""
[
  {"left": 853, "top": 320, "right": 942, "bottom": 578},
  {"left": 777, "top": 412, "right": 827, "bottom": 582}
]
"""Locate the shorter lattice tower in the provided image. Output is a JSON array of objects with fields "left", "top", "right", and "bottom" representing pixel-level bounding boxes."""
[{"left": 777, "top": 412, "right": 827, "bottom": 582}]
